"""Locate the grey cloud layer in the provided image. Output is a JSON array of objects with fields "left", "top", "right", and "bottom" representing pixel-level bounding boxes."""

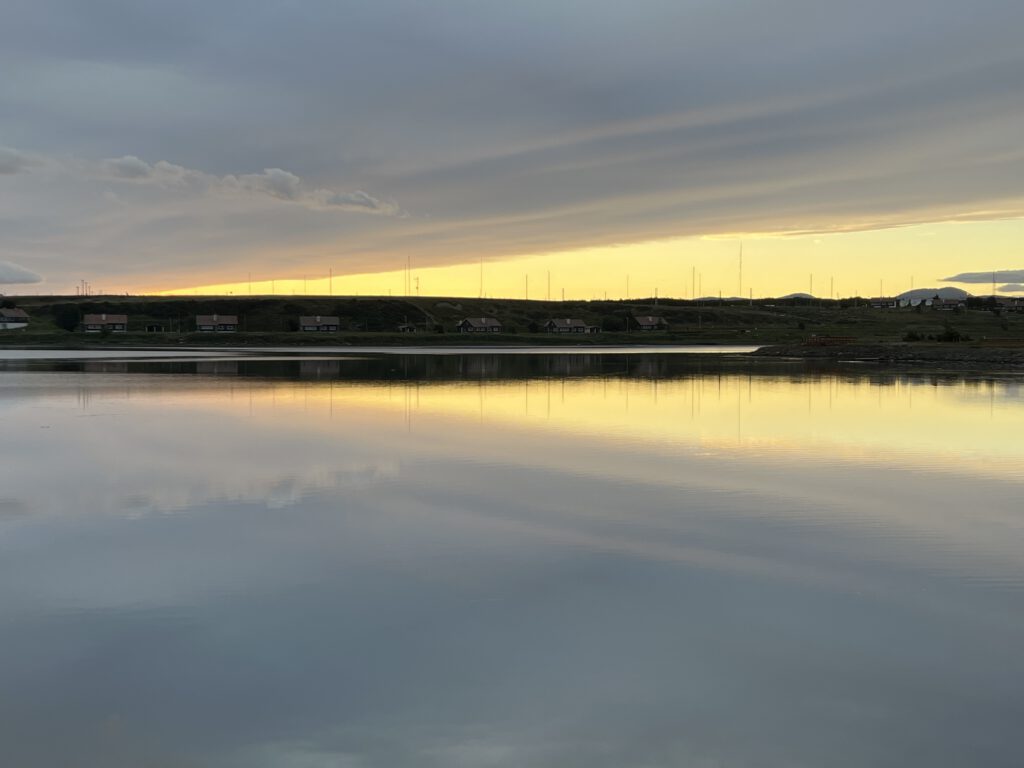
[
  {"left": 942, "top": 269, "right": 1024, "bottom": 284},
  {"left": 0, "top": 260, "right": 42, "bottom": 284},
  {"left": 2, "top": 0, "right": 1024, "bottom": 287}
]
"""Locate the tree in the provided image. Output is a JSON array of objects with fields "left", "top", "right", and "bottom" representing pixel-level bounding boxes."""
[{"left": 52, "top": 304, "right": 81, "bottom": 332}]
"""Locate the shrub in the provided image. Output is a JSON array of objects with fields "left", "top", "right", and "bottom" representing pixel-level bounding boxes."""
[{"left": 52, "top": 304, "right": 81, "bottom": 332}]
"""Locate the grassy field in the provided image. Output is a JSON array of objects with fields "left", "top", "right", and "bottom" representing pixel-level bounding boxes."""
[{"left": 2, "top": 294, "right": 1023, "bottom": 347}]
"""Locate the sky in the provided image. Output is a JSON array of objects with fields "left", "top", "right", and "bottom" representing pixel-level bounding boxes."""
[{"left": 1, "top": 0, "right": 1023, "bottom": 298}]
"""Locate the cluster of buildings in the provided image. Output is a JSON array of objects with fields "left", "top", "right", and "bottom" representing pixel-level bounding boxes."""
[
  {"left": 1, "top": 309, "right": 676, "bottom": 334},
  {"left": 7, "top": 298, "right": 1024, "bottom": 336},
  {"left": 870, "top": 297, "right": 968, "bottom": 311},
  {"left": 455, "top": 315, "right": 669, "bottom": 333}
]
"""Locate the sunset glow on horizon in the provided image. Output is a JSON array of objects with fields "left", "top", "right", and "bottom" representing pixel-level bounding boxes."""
[{"left": 145, "top": 218, "right": 1024, "bottom": 301}]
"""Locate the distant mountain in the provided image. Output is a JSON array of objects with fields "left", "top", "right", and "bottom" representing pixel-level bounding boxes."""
[
  {"left": 779, "top": 292, "right": 815, "bottom": 300},
  {"left": 896, "top": 287, "right": 970, "bottom": 300}
]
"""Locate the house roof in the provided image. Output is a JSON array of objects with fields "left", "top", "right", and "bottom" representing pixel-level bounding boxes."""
[
  {"left": 83, "top": 313, "right": 128, "bottom": 324},
  {"left": 0, "top": 308, "right": 29, "bottom": 319},
  {"left": 545, "top": 318, "right": 588, "bottom": 329},
  {"left": 459, "top": 317, "right": 502, "bottom": 328},
  {"left": 633, "top": 315, "right": 666, "bottom": 325},
  {"left": 196, "top": 314, "right": 238, "bottom": 325},
  {"left": 299, "top": 315, "right": 340, "bottom": 325}
]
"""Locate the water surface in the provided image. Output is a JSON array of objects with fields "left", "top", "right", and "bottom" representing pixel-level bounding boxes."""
[{"left": 1, "top": 352, "right": 1022, "bottom": 767}]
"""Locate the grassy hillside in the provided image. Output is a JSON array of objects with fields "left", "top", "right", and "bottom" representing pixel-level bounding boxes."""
[{"left": 1, "top": 294, "right": 1023, "bottom": 346}]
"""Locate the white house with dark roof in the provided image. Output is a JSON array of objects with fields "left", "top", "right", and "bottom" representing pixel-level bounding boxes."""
[
  {"left": 0, "top": 308, "right": 29, "bottom": 330},
  {"left": 82, "top": 313, "right": 128, "bottom": 332},
  {"left": 457, "top": 317, "right": 503, "bottom": 333},
  {"left": 299, "top": 315, "right": 340, "bottom": 331},
  {"left": 196, "top": 314, "right": 239, "bottom": 332},
  {"left": 543, "top": 318, "right": 599, "bottom": 334},
  {"left": 632, "top": 315, "right": 668, "bottom": 331}
]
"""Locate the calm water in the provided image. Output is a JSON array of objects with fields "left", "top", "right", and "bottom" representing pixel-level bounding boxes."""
[{"left": 1, "top": 351, "right": 1023, "bottom": 768}]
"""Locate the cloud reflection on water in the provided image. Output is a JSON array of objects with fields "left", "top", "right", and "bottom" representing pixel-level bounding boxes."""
[{"left": 0, "top": 359, "right": 1022, "bottom": 767}]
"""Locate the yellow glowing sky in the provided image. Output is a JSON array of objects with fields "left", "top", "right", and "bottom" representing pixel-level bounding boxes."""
[{"left": 150, "top": 217, "right": 1024, "bottom": 300}]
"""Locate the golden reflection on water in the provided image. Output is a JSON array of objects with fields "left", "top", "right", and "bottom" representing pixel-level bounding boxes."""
[
  {"left": 98, "top": 373, "right": 1022, "bottom": 478},
  {"left": 3, "top": 364, "right": 1024, "bottom": 768}
]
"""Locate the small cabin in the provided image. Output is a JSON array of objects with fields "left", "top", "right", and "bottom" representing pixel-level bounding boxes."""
[
  {"left": 82, "top": 313, "right": 128, "bottom": 332},
  {"left": 543, "top": 318, "right": 598, "bottom": 334},
  {"left": 397, "top": 323, "right": 418, "bottom": 333},
  {"left": 457, "top": 317, "right": 503, "bottom": 333},
  {"left": 632, "top": 315, "right": 668, "bottom": 331},
  {"left": 299, "top": 315, "right": 340, "bottom": 332},
  {"left": 196, "top": 314, "right": 239, "bottom": 332},
  {"left": 0, "top": 308, "right": 29, "bottom": 330}
]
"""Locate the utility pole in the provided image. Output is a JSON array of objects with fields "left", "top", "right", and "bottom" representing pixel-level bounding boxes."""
[
  {"left": 329, "top": 268, "right": 333, "bottom": 296},
  {"left": 738, "top": 242, "right": 743, "bottom": 297},
  {"left": 626, "top": 274, "right": 630, "bottom": 300},
  {"left": 547, "top": 271, "right": 551, "bottom": 301},
  {"left": 525, "top": 274, "right": 528, "bottom": 301}
]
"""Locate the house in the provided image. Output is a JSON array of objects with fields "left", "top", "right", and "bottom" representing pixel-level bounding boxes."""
[
  {"left": 632, "top": 315, "right": 668, "bottom": 331},
  {"left": 869, "top": 297, "right": 899, "bottom": 310},
  {"left": 457, "top": 317, "right": 503, "bottom": 333},
  {"left": 1000, "top": 298, "right": 1024, "bottom": 313},
  {"left": 397, "top": 322, "right": 418, "bottom": 333},
  {"left": 933, "top": 298, "right": 965, "bottom": 311},
  {"left": 82, "top": 313, "right": 128, "bottom": 332},
  {"left": 299, "top": 315, "right": 340, "bottom": 332},
  {"left": 543, "top": 318, "right": 599, "bottom": 334},
  {"left": 196, "top": 314, "right": 239, "bottom": 332},
  {"left": 899, "top": 298, "right": 933, "bottom": 309},
  {"left": 0, "top": 308, "right": 29, "bottom": 330}
]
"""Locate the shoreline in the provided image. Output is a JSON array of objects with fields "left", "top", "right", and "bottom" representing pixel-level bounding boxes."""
[
  {"left": 3, "top": 338, "right": 1024, "bottom": 373},
  {"left": 750, "top": 342, "right": 1024, "bottom": 371}
]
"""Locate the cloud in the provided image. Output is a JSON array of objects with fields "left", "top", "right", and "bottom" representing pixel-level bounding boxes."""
[
  {"left": 998, "top": 283, "right": 1024, "bottom": 293},
  {"left": 99, "top": 156, "right": 399, "bottom": 214},
  {"left": 0, "top": 260, "right": 42, "bottom": 284},
  {"left": 941, "top": 269, "right": 1024, "bottom": 284},
  {"left": 0, "top": 147, "right": 37, "bottom": 175},
  {"left": 102, "top": 154, "right": 153, "bottom": 179},
  {"left": 2, "top": 1, "right": 1024, "bottom": 287}
]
